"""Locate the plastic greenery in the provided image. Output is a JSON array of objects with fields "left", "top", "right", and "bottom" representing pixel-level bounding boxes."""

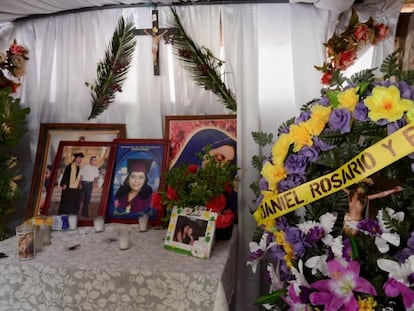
[
  {"left": 248, "top": 51, "right": 414, "bottom": 310},
  {"left": 0, "top": 40, "right": 30, "bottom": 240},
  {"left": 151, "top": 146, "right": 238, "bottom": 228},
  {"left": 86, "top": 17, "right": 136, "bottom": 120},
  {"left": 167, "top": 7, "right": 237, "bottom": 112}
]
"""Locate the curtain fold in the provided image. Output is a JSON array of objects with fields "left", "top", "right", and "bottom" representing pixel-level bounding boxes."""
[{"left": 0, "top": 2, "right": 401, "bottom": 309}]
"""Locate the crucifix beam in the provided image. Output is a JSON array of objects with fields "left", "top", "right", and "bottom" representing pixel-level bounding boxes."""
[{"left": 133, "top": 9, "right": 177, "bottom": 76}]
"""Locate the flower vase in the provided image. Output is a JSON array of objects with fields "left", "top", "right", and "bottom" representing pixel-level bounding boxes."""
[{"left": 215, "top": 224, "right": 233, "bottom": 240}]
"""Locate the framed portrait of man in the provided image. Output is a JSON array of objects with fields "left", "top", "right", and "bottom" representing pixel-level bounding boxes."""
[
  {"left": 42, "top": 141, "right": 116, "bottom": 226},
  {"left": 28, "top": 123, "right": 126, "bottom": 217},
  {"left": 106, "top": 139, "right": 169, "bottom": 225}
]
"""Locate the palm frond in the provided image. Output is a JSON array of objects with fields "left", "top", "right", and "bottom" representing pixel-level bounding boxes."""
[
  {"left": 87, "top": 17, "right": 136, "bottom": 120},
  {"left": 168, "top": 7, "right": 237, "bottom": 111},
  {"left": 350, "top": 68, "right": 376, "bottom": 86},
  {"left": 399, "top": 70, "right": 414, "bottom": 84}
]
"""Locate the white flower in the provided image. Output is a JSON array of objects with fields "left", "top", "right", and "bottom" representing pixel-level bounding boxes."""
[
  {"left": 267, "top": 262, "right": 283, "bottom": 292},
  {"left": 375, "top": 208, "right": 403, "bottom": 253},
  {"left": 247, "top": 232, "right": 276, "bottom": 274},
  {"left": 305, "top": 255, "right": 328, "bottom": 276},
  {"left": 297, "top": 212, "right": 337, "bottom": 246},
  {"left": 377, "top": 255, "right": 414, "bottom": 285}
]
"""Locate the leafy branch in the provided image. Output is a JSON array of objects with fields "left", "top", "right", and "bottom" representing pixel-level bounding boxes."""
[
  {"left": 168, "top": 7, "right": 237, "bottom": 112},
  {"left": 86, "top": 17, "right": 136, "bottom": 120}
]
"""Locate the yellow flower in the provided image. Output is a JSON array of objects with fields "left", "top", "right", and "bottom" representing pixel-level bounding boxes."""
[
  {"left": 274, "top": 231, "right": 285, "bottom": 245},
  {"left": 289, "top": 123, "right": 313, "bottom": 152},
  {"left": 261, "top": 162, "right": 287, "bottom": 191},
  {"left": 364, "top": 85, "right": 414, "bottom": 122},
  {"left": 306, "top": 104, "right": 332, "bottom": 136},
  {"left": 263, "top": 219, "right": 277, "bottom": 233},
  {"left": 271, "top": 133, "right": 292, "bottom": 166},
  {"left": 407, "top": 108, "right": 414, "bottom": 123},
  {"left": 357, "top": 296, "right": 377, "bottom": 311},
  {"left": 338, "top": 87, "right": 359, "bottom": 112}
]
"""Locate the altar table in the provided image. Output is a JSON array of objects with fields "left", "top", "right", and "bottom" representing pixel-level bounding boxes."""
[{"left": 0, "top": 223, "right": 237, "bottom": 311}]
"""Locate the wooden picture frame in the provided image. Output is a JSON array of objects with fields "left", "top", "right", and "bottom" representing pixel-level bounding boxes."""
[
  {"left": 42, "top": 141, "right": 116, "bottom": 226},
  {"left": 106, "top": 139, "right": 169, "bottom": 225},
  {"left": 164, "top": 115, "right": 237, "bottom": 169},
  {"left": 27, "top": 123, "right": 126, "bottom": 217},
  {"left": 164, "top": 207, "right": 217, "bottom": 259}
]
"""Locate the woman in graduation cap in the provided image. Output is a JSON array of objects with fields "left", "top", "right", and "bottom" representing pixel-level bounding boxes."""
[{"left": 114, "top": 158, "right": 155, "bottom": 216}]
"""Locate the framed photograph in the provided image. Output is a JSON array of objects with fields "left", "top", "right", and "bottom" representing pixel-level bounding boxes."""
[
  {"left": 164, "top": 114, "right": 237, "bottom": 169},
  {"left": 106, "top": 139, "right": 169, "bottom": 225},
  {"left": 42, "top": 141, "right": 116, "bottom": 226},
  {"left": 28, "top": 123, "right": 126, "bottom": 217},
  {"left": 164, "top": 207, "right": 217, "bottom": 259}
]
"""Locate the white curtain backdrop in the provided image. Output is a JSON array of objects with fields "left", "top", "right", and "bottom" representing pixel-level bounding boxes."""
[{"left": 0, "top": 1, "right": 401, "bottom": 309}]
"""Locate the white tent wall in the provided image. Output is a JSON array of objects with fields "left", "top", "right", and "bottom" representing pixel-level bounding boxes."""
[{"left": 0, "top": 1, "right": 402, "bottom": 309}]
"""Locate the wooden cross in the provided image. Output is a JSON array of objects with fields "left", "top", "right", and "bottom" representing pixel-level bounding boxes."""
[{"left": 133, "top": 9, "right": 177, "bottom": 76}]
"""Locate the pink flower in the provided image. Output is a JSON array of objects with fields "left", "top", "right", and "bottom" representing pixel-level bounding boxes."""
[
  {"left": 353, "top": 23, "right": 372, "bottom": 43},
  {"left": 309, "top": 259, "right": 376, "bottom": 311},
  {"left": 9, "top": 43, "right": 27, "bottom": 56},
  {"left": 333, "top": 50, "right": 357, "bottom": 71},
  {"left": 375, "top": 24, "right": 389, "bottom": 42}
]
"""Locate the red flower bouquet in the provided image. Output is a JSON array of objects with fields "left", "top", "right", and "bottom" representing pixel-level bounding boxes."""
[{"left": 151, "top": 147, "right": 238, "bottom": 229}]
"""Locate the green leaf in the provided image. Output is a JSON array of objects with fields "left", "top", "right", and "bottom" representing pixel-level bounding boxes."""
[
  {"left": 380, "top": 50, "right": 400, "bottom": 80},
  {"left": 87, "top": 17, "right": 136, "bottom": 120},
  {"left": 167, "top": 7, "right": 237, "bottom": 112},
  {"left": 254, "top": 289, "right": 287, "bottom": 306}
]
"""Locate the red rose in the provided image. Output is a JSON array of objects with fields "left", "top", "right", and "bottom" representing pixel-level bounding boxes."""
[
  {"left": 206, "top": 194, "right": 226, "bottom": 213},
  {"left": 9, "top": 44, "right": 26, "bottom": 56},
  {"left": 321, "top": 72, "right": 332, "bottom": 85},
  {"left": 224, "top": 181, "right": 233, "bottom": 194},
  {"left": 353, "top": 23, "right": 371, "bottom": 43},
  {"left": 333, "top": 50, "right": 356, "bottom": 71},
  {"left": 216, "top": 210, "right": 235, "bottom": 229},
  {"left": 166, "top": 185, "right": 179, "bottom": 201},
  {"left": 187, "top": 164, "right": 198, "bottom": 174},
  {"left": 375, "top": 24, "right": 389, "bottom": 42},
  {"left": 151, "top": 192, "right": 163, "bottom": 209}
]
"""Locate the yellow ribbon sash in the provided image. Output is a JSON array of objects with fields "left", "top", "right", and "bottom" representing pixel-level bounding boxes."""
[{"left": 253, "top": 123, "right": 414, "bottom": 225}]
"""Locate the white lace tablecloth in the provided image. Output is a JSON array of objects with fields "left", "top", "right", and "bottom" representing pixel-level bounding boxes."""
[{"left": 0, "top": 223, "right": 237, "bottom": 311}]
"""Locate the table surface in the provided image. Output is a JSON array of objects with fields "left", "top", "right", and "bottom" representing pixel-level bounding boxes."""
[{"left": 0, "top": 223, "right": 237, "bottom": 311}]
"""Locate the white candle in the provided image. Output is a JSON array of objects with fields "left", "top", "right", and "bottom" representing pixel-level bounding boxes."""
[{"left": 118, "top": 228, "right": 130, "bottom": 250}]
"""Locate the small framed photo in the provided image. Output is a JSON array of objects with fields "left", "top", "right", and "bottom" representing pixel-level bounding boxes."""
[
  {"left": 28, "top": 123, "right": 126, "bottom": 217},
  {"left": 42, "top": 141, "right": 116, "bottom": 226},
  {"left": 106, "top": 139, "right": 169, "bottom": 225},
  {"left": 164, "top": 207, "right": 217, "bottom": 259},
  {"left": 164, "top": 114, "right": 237, "bottom": 169}
]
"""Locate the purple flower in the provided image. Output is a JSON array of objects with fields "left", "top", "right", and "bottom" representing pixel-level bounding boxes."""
[
  {"left": 298, "top": 145, "right": 320, "bottom": 162},
  {"left": 318, "top": 96, "right": 330, "bottom": 107},
  {"left": 309, "top": 259, "right": 377, "bottom": 311},
  {"left": 342, "top": 238, "right": 352, "bottom": 262},
  {"left": 398, "top": 81, "right": 412, "bottom": 99},
  {"left": 384, "top": 278, "right": 414, "bottom": 310},
  {"left": 285, "top": 226, "right": 306, "bottom": 257},
  {"left": 354, "top": 102, "right": 369, "bottom": 121},
  {"left": 313, "top": 137, "right": 335, "bottom": 152},
  {"left": 305, "top": 226, "right": 325, "bottom": 244},
  {"left": 258, "top": 177, "right": 268, "bottom": 191},
  {"left": 296, "top": 110, "right": 311, "bottom": 123},
  {"left": 396, "top": 232, "right": 414, "bottom": 262},
  {"left": 328, "top": 108, "right": 351, "bottom": 133},
  {"left": 357, "top": 219, "right": 381, "bottom": 235},
  {"left": 284, "top": 153, "right": 308, "bottom": 175},
  {"left": 278, "top": 174, "right": 306, "bottom": 192},
  {"left": 387, "top": 119, "right": 406, "bottom": 135}
]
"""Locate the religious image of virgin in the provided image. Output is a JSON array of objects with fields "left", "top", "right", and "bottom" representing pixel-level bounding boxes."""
[{"left": 172, "top": 128, "right": 238, "bottom": 217}]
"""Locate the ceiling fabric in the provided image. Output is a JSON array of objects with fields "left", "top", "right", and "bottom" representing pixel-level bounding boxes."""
[{"left": 0, "top": 1, "right": 186, "bottom": 22}]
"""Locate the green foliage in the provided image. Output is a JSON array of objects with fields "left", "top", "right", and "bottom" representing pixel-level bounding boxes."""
[
  {"left": 0, "top": 87, "right": 30, "bottom": 145},
  {"left": 168, "top": 7, "right": 237, "bottom": 112},
  {"left": 159, "top": 146, "right": 238, "bottom": 211},
  {"left": 87, "top": 17, "right": 136, "bottom": 120},
  {"left": 379, "top": 50, "right": 400, "bottom": 80}
]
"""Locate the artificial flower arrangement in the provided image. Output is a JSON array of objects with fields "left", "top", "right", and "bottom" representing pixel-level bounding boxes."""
[
  {"left": 0, "top": 39, "right": 30, "bottom": 239},
  {"left": 151, "top": 146, "right": 238, "bottom": 231},
  {"left": 315, "top": 9, "right": 389, "bottom": 85},
  {"left": 248, "top": 50, "right": 414, "bottom": 311}
]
